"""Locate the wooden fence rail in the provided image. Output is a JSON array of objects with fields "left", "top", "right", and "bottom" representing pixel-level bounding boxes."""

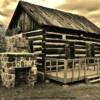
[{"left": 45, "top": 57, "right": 100, "bottom": 83}]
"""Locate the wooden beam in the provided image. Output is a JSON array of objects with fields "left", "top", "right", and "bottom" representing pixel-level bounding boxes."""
[{"left": 64, "top": 59, "right": 67, "bottom": 83}]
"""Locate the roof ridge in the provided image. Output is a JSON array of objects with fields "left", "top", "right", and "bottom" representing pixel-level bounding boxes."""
[
  {"left": 7, "top": 1, "right": 100, "bottom": 34},
  {"left": 19, "top": 1, "right": 84, "bottom": 18}
]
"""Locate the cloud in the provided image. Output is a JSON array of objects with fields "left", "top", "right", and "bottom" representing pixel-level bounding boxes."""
[
  {"left": 58, "top": 0, "right": 100, "bottom": 27},
  {"left": 0, "top": 0, "right": 65, "bottom": 25},
  {"left": 61, "top": 0, "right": 100, "bottom": 11},
  {"left": 0, "top": 0, "right": 99, "bottom": 28},
  {"left": 0, "top": 0, "right": 19, "bottom": 25}
]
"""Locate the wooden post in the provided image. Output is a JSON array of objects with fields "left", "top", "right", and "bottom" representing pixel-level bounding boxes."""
[
  {"left": 50, "top": 59, "right": 52, "bottom": 73},
  {"left": 56, "top": 59, "right": 58, "bottom": 79},
  {"left": 78, "top": 59, "right": 81, "bottom": 80},
  {"left": 72, "top": 59, "right": 74, "bottom": 81},
  {"left": 84, "top": 58, "right": 87, "bottom": 78},
  {"left": 94, "top": 58, "right": 96, "bottom": 71},
  {"left": 64, "top": 59, "right": 68, "bottom": 83},
  {"left": 97, "top": 58, "right": 99, "bottom": 75},
  {"left": 44, "top": 58, "right": 47, "bottom": 74},
  {"left": 42, "top": 29, "right": 46, "bottom": 81},
  {"left": 15, "top": 57, "right": 17, "bottom": 68},
  {"left": 87, "top": 58, "right": 89, "bottom": 70}
]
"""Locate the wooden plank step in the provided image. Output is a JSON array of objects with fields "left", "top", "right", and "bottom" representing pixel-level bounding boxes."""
[
  {"left": 86, "top": 75, "right": 100, "bottom": 79},
  {"left": 89, "top": 78, "right": 100, "bottom": 83}
]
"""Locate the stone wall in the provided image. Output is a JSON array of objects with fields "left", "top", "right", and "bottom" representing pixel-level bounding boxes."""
[{"left": 0, "top": 55, "right": 37, "bottom": 88}]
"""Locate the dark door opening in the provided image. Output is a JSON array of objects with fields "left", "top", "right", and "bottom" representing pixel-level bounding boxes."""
[{"left": 15, "top": 67, "right": 31, "bottom": 87}]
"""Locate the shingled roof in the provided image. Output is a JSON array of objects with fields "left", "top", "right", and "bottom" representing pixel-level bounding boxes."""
[{"left": 9, "top": 1, "right": 100, "bottom": 34}]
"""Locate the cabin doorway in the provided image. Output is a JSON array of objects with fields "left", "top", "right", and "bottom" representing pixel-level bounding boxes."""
[{"left": 15, "top": 67, "right": 31, "bottom": 87}]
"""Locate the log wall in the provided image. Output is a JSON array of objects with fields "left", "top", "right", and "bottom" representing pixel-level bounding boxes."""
[
  {"left": 23, "top": 30, "right": 44, "bottom": 70},
  {"left": 23, "top": 29, "right": 100, "bottom": 71},
  {"left": 45, "top": 31, "right": 100, "bottom": 59}
]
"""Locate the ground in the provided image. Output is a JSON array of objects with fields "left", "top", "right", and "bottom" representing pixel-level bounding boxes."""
[{"left": 0, "top": 81, "right": 100, "bottom": 100}]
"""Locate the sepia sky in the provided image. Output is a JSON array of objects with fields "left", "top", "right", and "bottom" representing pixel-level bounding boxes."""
[{"left": 0, "top": 0, "right": 100, "bottom": 28}]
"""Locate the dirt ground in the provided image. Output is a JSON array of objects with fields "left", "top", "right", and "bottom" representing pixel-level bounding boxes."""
[{"left": 0, "top": 81, "right": 100, "bottom": 100}]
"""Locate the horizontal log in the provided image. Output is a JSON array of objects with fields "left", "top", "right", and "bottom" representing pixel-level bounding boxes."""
[
  {"left": 95, "top": 54, "right": 100, "bottom": 56},
  {"left": 46, "top": 31, "right": 64, "bottom": 35},
  {"left": 46, "top": 48, "right": 64, "bottom": 51},
  {"left": 66, "top": 35, "right": 100, "bottom": 42},
  {"left": 46, "top": 42, "right": 65, "bottom": 45},
  {"left": 46, "top": 54, "right": 65, "bottom": 57},
  {"left": 67, "top": 39, "right": 100, "bottom": 45},
  {"left": 36, "top": 57, "right": 42, "bottom": 60},
  {"left": 45, "top": 44, "right": 65, "bottom": 48},
  {"left": 75, "top": 54, "right": 86, "bottom": 56},
  {"left": 33, "top": 51, "right": 42, "bottom": 55},
  {"left": 33, "top": 45, "right": 42, "bottom": 48},
  {"left": 46, "top": 38, "right": 66, "bottom": 43},
  {"left": 23, "top": 30, "right": 43, "bottom": 37},
  {"left": 33, "top": 40, "right": 42, "bottom": 43},
  {"left": 46, "top": 33, "right": 62, "bottom": 39},
  {"left": 75, "top": 48, "right": 86, "bottom": 52}
]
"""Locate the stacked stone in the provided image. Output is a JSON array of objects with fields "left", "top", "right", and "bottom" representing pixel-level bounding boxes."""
[
  {"left": 6, "top": 35, "right": 29, "bottom": 52},
  {"left": 28, "top": 64, "right": 37, "bottom": 86},
  {"left": 0, "top": 56, "right": 37, "bottom": 88},
  {"left": 1, "top": 61, "right": 15, "bottom": 88}
]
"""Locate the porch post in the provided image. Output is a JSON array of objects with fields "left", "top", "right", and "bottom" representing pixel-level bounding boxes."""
[{"left": 64, "top": 59, "right": 68, "bottom": 84}]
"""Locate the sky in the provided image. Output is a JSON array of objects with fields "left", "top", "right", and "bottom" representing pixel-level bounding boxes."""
[{"left": 0, "top": 0, "right": 100, "bottom": 28}]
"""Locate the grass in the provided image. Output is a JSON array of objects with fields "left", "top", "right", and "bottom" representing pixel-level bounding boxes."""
[{"left": 0, "top": 81, "right": 100, "bottom": 100}]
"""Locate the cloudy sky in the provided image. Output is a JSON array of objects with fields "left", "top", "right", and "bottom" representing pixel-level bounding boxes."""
[{"left": 0, "top": 0, "right": 100, "bottom": 28}]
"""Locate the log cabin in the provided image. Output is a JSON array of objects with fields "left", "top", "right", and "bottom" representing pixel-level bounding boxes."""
[{"left": 6, "top": 1, "right": 100, "bottom": 84}]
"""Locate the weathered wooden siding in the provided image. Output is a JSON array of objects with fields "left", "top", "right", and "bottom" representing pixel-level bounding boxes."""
[
  {"left": 7, "top": 10, "right": 40, "bottom": 35},
  {"left": 16, "top": 11, "right": 39, "bottom": 32}
]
